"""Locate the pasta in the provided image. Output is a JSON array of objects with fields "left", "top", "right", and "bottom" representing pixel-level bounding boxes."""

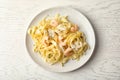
[{"left": 28, "top": 14, "right": 89, "bottom": 66}]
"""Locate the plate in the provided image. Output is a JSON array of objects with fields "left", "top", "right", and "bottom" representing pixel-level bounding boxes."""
[{"left": 25, "top": 7, "right": 95, "bottom": 72}]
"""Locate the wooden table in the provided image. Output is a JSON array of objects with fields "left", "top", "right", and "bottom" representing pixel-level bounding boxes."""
[{"left": 0, "top": 0, "right": 120, "bottom": 80}]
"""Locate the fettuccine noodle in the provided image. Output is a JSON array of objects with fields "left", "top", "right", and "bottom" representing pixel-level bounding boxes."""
[{"left": 28, "top": 14, "right": 89, "bottom": 66}]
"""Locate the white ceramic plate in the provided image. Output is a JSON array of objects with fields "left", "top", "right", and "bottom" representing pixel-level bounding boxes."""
[{"left": 25, "top": 7, "right": 95, "bottom": 72}]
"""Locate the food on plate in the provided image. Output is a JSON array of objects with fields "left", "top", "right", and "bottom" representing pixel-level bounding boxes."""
[{"left": 28, "top": 14, "right": 89, "bottom": 66}]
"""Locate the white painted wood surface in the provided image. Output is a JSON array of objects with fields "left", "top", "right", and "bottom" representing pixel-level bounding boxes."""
[{"left": 0, "top": 0, "right": 120, "bottom": 80}]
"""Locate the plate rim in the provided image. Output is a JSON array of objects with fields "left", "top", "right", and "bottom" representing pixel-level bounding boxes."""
[{"left": 25, "top": 6, "right": 96, "bottom": 72}]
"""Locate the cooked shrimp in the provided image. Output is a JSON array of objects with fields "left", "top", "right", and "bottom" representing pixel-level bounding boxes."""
[
  {"left": 59, "top": 36, "right": 66, "bottom": 46},
  {"left": 70, "top": 27, "right": 75, "bottom": 32},
  {"left": 50, "top": 19, "right": 59, "bottom": 27},
  {"left": 70, "top": 25, "right": 79, "bottom": 32},
  {"left": 60, "top": 41, "right": 66, "bottom": 46},
  {"left": 64, "top": 47, "right": 73, "bottom": 56},
  {"left": 64, "top": 52, "right": 73, "bottom": 57}
]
